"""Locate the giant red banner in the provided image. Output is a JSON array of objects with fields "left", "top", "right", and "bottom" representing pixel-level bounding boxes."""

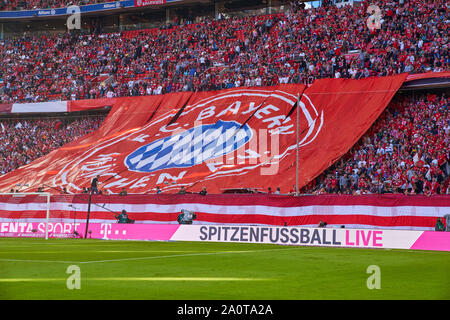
[{"left": 0, "top": 75, "right": 407, "bottom": 195}]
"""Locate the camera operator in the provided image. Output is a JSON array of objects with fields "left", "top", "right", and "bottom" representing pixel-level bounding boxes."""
[
  {"left": 177, "top": 209, "right": 197, "bottom": 224},
  {"left": 115, "top": 209, "right": 130, "bottom": 224}
]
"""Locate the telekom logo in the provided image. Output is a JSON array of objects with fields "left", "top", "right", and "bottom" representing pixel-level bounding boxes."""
[
  {"left": 99, "top": 223, "right": 128, "bottom": 239},
  {"left": 100, "top": 223, "right": 112, "bottom": 239}
]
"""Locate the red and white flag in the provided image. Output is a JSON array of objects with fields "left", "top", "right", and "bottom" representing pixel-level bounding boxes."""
[{"left": 0, "top": 75, "right": 407, "bottom": 195}]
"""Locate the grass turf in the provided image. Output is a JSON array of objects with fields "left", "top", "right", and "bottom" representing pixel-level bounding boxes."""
[{"left": 0, "top": 237, "right": 449, "bottom": 300}]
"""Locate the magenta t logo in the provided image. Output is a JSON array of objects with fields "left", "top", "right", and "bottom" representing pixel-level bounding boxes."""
[{"left": 100, "top": 223, "right": 112, "bottom": 240}]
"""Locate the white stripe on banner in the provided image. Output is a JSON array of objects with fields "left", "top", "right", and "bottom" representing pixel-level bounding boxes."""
[
  {"left": 11, "top": 101, "right": 68, "bottom": 113},
  {"left": 0, "top": 201, "right": 446, "bottom": 218},
  {"left": 0, "top": 217, "right": 436, "bottom": 231}
]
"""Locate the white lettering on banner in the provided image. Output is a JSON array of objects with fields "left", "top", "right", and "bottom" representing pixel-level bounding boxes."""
[
  {"left": 80, "top": 153, "right": 120, "bottom": 178},
  {"left": 81, "top": 165, "right": 114, "bottom": 178},
  {"left": 263, "top": 115, "right": 286, "bottom": 128},
  {"left": 132, "top": 134, "right": 150, "bottom": 143},
  {"left": 241, "top": 102, "right": 259, "bottom": 115},
  {"left": 129, "top": 176, "right": 152, "bottom": 189},
  {"left": 0, "top": 222, "right": 80, "bottom": 235},
  {"left": 38, "top": 223, "right": 47, "bottom": 233},
  {"left": 156, "top": 171, "right": 187, "bottom": 185},
  {"left": 1, "top": 222, "right": 33, "bottom": 233},
  {"left": 103, "top": 177, "right": 138, "bottom": 189},
  {"left": 25, "top": 223, "right": 33, "bottom": 233},
  {"left": 160, "top": 123, "right": 182, "bottom": 133},
  {"left": 216, "top": 101, "right": 241, "bottom": 117},
  {"left": 254, "top": 104, "right": 279, "bottom": 119},
  {"left": 196, "top": 106, "right": 216, "bottom": 121},
  {"left": 269, "top": 124, "right": 294, "bottom": 135}
]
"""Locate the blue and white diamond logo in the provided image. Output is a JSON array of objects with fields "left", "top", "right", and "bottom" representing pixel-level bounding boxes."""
[{"left": 125, "top": 120, "right": 253, "bottom": 173}]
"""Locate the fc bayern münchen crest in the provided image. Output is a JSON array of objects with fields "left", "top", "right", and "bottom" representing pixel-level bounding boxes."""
[{"left": 52, "top": 88, "right": 323, "bottom": 193}]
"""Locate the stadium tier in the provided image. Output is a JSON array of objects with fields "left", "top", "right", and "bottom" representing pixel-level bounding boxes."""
[
  {"left": 0, "top": 1, "right": 110, "bottom": 11},
  {"left": 0, "top": 0, "right": 449, "bottom": 104}
]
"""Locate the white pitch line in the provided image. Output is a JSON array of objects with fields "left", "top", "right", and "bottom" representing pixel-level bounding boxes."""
[
  {"left": 0, "top": 277, "right": 273, "bottom": 282},
  {"left": 78, "top": 247, "right": 307, "bottom": 264},
  {"left": 0, "top": 250, "right": 214, "bottom": 254},
  {"left": 0, "top": 258, "right": 81, "bottom": 264}
]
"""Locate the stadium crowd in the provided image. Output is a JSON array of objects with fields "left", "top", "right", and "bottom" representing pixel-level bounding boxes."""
[
  {"left": 302, "top": 92, "right": 450, "bottom": 195},
  {"left": 0, "top": 0, "right": 107, "bottom": 11},
  {"left": 0, "top": 0, "right": 449, "bottom": 103},
  {"left": 0, "top": 115, "right": 105, "bottom": 175}
]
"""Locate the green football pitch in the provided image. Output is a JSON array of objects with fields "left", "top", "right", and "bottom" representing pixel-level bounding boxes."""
[{"left": 0, "top": 237, "right": 449, "bottom": 300}]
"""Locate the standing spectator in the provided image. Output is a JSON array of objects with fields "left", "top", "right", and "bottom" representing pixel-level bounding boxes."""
[{"left": 91, "top": 175, "right": 100, "bottom": 194}]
